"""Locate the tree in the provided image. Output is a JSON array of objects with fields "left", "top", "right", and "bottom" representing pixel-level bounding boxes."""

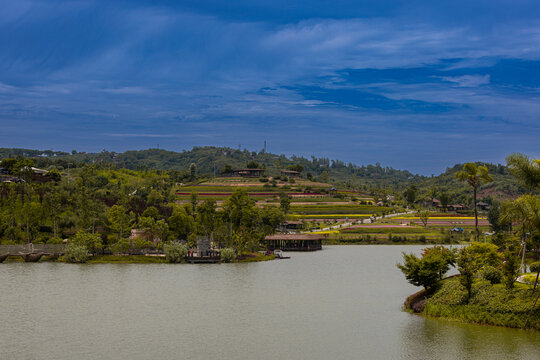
[
  {"left": 279, "top": 192, "right": 291, "bottom": 215},
  {"left": 439, "top": 192, "right": 450, "bottom": 212},
  {"left": 418, "top": 210, "right": 430, "bottom": 228},
  {"left": 221, "top": 164, "right": 233, "bottom": 174},
  {"left": 397, "top": 249, "right": 450, "bottom": 294},
  {"left": 403, "top": 185, "right": 418, "bottom": 205},
  {"left": 107, "top": 205, "right": 134, "bottom": 242},
  {"left": 21, "top": 199, "right": 41, "bottom": 243},
  {"left": 502, "top": 251, "right": 520, "bottom": 290},
  {"left": 458, "top": 242, "right": 502, "bottom": 301},
  {"left": 190, "top": 191, "right": 198, "bottom": 214},
  {"left": 189, "top": 163, "right": 197, "bottom": 179},
  {"left": 196, "top": 200, "right": 219, "bottom": 237},
  {"left": 455, "top": 163, "right": 493, "bottom": 240},
  {"left": 147, "top": 189, "right": 164, "bottom": 206},
  {"left": 506, "top": 153, "right": 540, "bottom": 189},
  {"left": 246, "top": 160, "right": 261, "bottom": 169},
  {"left": 500, "top": 195, "right": 540, "bottom": 271},
  {"left": 457, "top": 250, "right": 475, "bottom": 302},
  {"left": 459, "top": 242, "right": 502, "bottom": 273},
  {"left": 286, "top": 164, "right": 304, "bottom": 173},
  {"left": 168, "top": 205, "right": 195, "bottom": 240},
  {"left": 420, "top": 246, "right": 457, "bottom": 279},
  {"left": 142, "top": 206, "right": 160, "bottom": 219},
  {"left": 44, "top": 191, "right": 62, "bottom": 238},
  {"left": 487, "top": 200, "right": 511, "bottom": 233},
  {"left": 72, "top": 230, "right": 103, "bottom": 255},
  {"left": 223, "top": 188, "right": 255, "bottom": 230}
]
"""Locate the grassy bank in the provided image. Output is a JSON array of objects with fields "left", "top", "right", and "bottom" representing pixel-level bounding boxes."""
[
  {"left": 407, "top": 277, "right": 540, "bottom": 330},
  {"left": 236, "top": 252, "right": 275, "bottom": 262},
  {"left": 2, "top": 253, "right": 275, "bottom": 264}
]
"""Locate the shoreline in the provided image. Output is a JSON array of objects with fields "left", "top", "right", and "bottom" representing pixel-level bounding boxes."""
[
  {"left": 0, "top": 252, "right": 276, "bottom": 264},
  {"left": 403, "top": 276, "right": 540, "bottom": 331}
]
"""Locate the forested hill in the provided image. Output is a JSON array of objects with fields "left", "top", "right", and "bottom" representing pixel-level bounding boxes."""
[
  {"left": 0, "top": 147, "right": 529, "bottom": 199},
  {"left": 0, "top": 147, "right": 421, "bottom": 188}
]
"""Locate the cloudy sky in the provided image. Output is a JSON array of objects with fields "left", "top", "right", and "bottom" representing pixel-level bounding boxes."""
[{"left": 1, "top": 0, "right": 539, "bottom": 174}]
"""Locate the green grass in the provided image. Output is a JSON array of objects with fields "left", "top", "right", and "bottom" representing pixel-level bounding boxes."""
[
  {"left": 422, "top": 277, "right": 540, "bottom": 330},
  {"left": 87, "top": 255, "right": 168, "bottom": 263},
  {"left": 236, "top": 252, "right": 275, "bottom": 262}
]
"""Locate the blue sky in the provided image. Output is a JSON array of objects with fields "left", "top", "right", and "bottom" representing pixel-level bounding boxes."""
[{"left": 1, "top": 0, "right": 539, "bottom": 174}]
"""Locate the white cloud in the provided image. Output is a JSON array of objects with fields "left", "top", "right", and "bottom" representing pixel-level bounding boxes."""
[{"left": 438, "top": 74, "right": 491, "bottom": 87}]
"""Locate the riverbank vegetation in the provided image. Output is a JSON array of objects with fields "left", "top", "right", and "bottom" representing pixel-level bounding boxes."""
[{"left": 399, "top": 154, "right": 540, "bottom": 330}]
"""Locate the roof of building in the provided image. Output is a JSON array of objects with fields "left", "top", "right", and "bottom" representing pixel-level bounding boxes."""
[
  {"left": 281, "top": 170, "right": 300, "bottom": 174},
  {"left": 264, "top": 234, "right": 324, "bottom": 241}
]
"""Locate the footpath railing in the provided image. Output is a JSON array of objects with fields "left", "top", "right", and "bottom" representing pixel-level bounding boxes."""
[{"left": 0, "top": 244, "right": 66, "bottom": 255}]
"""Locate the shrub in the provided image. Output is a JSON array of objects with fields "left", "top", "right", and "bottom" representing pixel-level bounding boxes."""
[
  {"left": 112, "top": 238, "right": 131, "bottom": 254},
  {"left": 220, "top": 248, "right": 236, "bottom": 263},
  {"left": 47, "top": 237, "right": 64, "bottom": 244},
  {"left": 429, "top": 279, "right": 467, "bottom": 306},
  {"left": 72, "top": 230, "right": 103, "bottom": 255},
  {"left": 530, "top": 261, "right": 540, "bottom": 273},
  {"left": 480, "top": 266, "right": 502, "bottom": 284},
  {"left": 164, "top": 242, "right": 188, "bottom": 263},
  {"left": 64, "top": 243, "right": 89, "bottom": 263}
]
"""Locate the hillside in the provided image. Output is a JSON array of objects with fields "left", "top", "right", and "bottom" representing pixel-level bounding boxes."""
[{"left": 0, "top": 146, "right": 532, "bottom": 201}]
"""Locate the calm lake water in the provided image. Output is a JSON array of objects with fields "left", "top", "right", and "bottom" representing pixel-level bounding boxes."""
[{"left": 1, "top": 245, "right": 539, "bottom": 359}]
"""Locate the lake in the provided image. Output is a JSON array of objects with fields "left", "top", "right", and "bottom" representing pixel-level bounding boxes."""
[{"left": 1, "top": 245, "right": 539, "bottom": 359}]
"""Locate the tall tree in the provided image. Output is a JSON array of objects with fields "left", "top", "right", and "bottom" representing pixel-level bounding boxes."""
[
  {"left": 500, "top": 195, "right": 540, "bottom": 272},
  {"left": 168, "top": 205, "right": 195, "bottom": 241},
  {"left": 455, "top": 163, "right": 493, "bottom": 241},
  {"left": 107, "top": 205, "right": 133, "bottom": 242},
  {"left": 506, "top": 153, "right": 540, "bottom": 189}
]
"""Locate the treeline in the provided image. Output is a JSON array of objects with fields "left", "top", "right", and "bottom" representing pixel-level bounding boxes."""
[
  {"left": 0, "top": 158, "right": 286, "bottom": 252},
  {"left": 1, "top": 146, "right": 533, "bottom": 203}
]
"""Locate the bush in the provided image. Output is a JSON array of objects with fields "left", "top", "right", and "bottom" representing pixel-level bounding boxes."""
[
  {"left": 164, "top": 242, "right": 188, "bottom": 263},
  {"left": 111, "top": 238, "right": 131, "bottom": 254},
  {"left": 72, "top": 230, "right": 103, "bottom": 255},
  {"left": 220, "top": 248, "right": 236, "bottom": 263},
  {"left": 429, "top": 279, "right": 468, "bottom": 306},
  {"left": 530, "top": 261, "right": 540, "bottom": 273},
  {"left": 480, "top": 266, "right": 502, "bottom": 284},
  {"left": 64, "top": 243, "right": 89, "bottom": 263},
  {"left": 47, "top": 237, "right": 64, "bottom": 244}
]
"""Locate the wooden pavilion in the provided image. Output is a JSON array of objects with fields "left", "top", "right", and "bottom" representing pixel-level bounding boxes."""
[
  {"left": 263, "top": 234, "right": 323, "bottom": 251},
  {"left": 280, "top": 170, "right": 301, "bottom": 178},
  {"left": 233, "top": 168, "right": 264, "bottom": 177}
]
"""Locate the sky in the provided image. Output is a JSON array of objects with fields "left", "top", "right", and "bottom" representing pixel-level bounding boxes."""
[{"left": 1, "top": 0, "right": 539, "bottom": 175}]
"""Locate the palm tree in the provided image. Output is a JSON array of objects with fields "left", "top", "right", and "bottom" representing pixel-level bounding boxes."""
[
  {"left": 455, "top": 163, "right": 493, "bottom": 241},
  {"left": 506, "top": 153, "right": 540, "bottom": 190},
  {"left": 500, "top": 195, "right": 540, "bottom": 273}
]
